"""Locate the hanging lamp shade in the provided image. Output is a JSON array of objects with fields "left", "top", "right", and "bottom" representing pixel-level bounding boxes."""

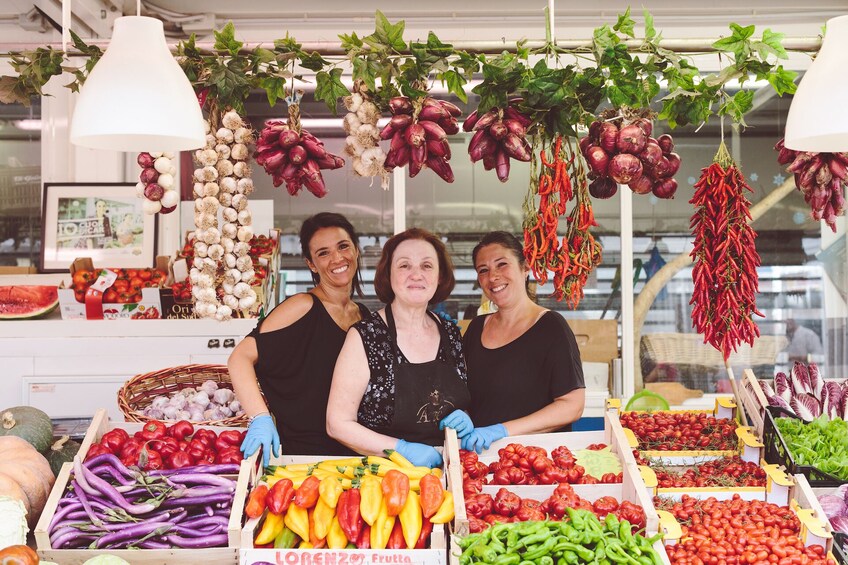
[
  {"left": 784, "top": 15, "right": 848, "bottom": 152},
  {"left": 70, "top": 16, "right": 205, "bottom": 152}
]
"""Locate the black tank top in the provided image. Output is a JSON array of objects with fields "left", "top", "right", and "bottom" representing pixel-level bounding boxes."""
[{"left": 249, "top": 293, "right": 369, "bottom": 455}]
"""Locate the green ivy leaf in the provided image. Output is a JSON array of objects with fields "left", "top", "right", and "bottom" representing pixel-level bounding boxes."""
[
  {"left": 364, "top": 10, "right": 407, "bottom": 52},
  {"left": 753, "top": 28, "right": 788, "bottom": 60},
  {"left": 613, "top": 8, "right": 636, "bottom": 38},
  {"left": 299, "top": 51, "right": 329, "bottom": 72},
  {"left": 274, "top": 36, "right": 302, "bottom": 54},
  {"left": 644, "top": 9, "right": 656, "bottom": 41},
  {"left": 0, "top": 75, "right": 32, "bottom": 105},
  {"left": 719, "top": 89, "right": 754, "bottom": 123},
  {"left": 768, "top": 65, "right": 798, "bottom": 96},
  {"left": 259, "top": 76, "right": 287, "bottom": 107},
  {"left": 441, "top": 69, "right": 467, "bottom": 103},
  {"left": 315, "top": 68, "right": 349, "bottom": 113},
  {"left": 214, "top": 22, "right": 242, "bottom": 56},
  {"left": 339, "top": 32, "right": 363, "bottom": 51},
  {"left": 516, "top": 39, "right": 530, "bottom": 60},
  {"left": 703, "top": 66, "right": 743, "bottom": 88},
  {"left": 712, "top": 23, "right": 755, "bottom": 60}
]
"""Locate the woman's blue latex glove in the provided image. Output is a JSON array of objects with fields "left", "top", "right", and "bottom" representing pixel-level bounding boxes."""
[
  {"left": 396, "top": 439, "right": 443, "bottom": 468},
  {"left": 240, "top": 414, "right": 281, "bottom": 467},
  {"left": 439, "top": 410, "right": 474, "bottom": 438},
  {"left": 461, "top": 424, "right": 508, "bottom": 454}
]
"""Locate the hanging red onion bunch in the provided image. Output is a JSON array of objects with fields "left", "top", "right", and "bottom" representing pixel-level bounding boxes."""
[
  {"left": 580, "top": 112, "right": 680, "bottom": 200},
  {"left": 254, "top": 115, "right": 344, "bottom": 198},
  {"left": 380, "top": 96, "right": 461, "bottom": 182},
  {"left": 464, "top": 100, "right": 532, "bottom": 182},
  {"left": 775, "top": 138, "right": 847, "bottom": 231}
]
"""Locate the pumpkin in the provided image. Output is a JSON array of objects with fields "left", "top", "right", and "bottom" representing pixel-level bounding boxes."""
[
  {"left": 0, "top": 436, "right": 55, "bottom": 527},
  {"left": 0, "top": 406, "right": 53, "bottom": 454},
  {"left": 46, "top": 436, "right": 80, "bottom": 477},
  {"left": 0, "top": 544, "right": 39, "bottom": 565}
]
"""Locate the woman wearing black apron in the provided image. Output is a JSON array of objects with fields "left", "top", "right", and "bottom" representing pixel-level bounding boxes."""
[
  {"left": 230, "top": 213, "right": 369, "bottom": 466},
  {"left": 327, "top": 228, "right": 472, "bottom": 468}
]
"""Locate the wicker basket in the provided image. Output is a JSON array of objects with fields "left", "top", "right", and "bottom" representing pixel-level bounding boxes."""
[{"left": 117, "top": 364, "right": 248, "bottom": 427}]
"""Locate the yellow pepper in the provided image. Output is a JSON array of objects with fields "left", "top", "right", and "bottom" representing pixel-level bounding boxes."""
[
  {"left": 298, "top": 541, "right": 313, "bottom": 549},
  {"left": 359, "top": 475, "right": 383, "bottom": 526},
  {"left": 429, "top": 491, "right": 455, "bottom": 524},
  {"left": 312, "top": 498, "right": 335, "bottom": 540},
  {"left": 398, "top": 490, "right": 423, "bottom": 549},
  {"left": 327, "top": 516, "right": 348, "bottom": 549},
  {"left": 319, "top": 476, "right": 344, "bottom": 508},
  {"left": 370, "top": 499, "right": 396, "bottom": 550},
  {"left": 385, "top": 448, "right": 415, "bottom": 468},
  {"left": 284, "top": 501, "right": 310, "bottom": 541},
  {"left": 255, "top": 511, "right": 285, "bottom": 545}
]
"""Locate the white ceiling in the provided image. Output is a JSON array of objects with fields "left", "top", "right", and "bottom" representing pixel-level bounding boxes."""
[{"left": 1, "top": 0, "right": 844, "bottom": 49}]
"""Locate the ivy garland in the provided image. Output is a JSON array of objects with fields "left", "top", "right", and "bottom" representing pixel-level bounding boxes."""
[{"left": 0, "top": 9, "right": 800, "bottom": 134}]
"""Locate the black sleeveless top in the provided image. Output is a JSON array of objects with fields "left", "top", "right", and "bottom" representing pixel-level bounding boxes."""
[
  {"left": 248, "top": 294, "right": 369, "bottom": 455},
  {"left": 463, "top": 311, "right": 585, "bottom": 430}
]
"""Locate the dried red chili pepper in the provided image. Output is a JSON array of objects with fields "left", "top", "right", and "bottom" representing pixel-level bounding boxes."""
[{"left": 690, "top": 142, "right": 762, "bottom": 359}]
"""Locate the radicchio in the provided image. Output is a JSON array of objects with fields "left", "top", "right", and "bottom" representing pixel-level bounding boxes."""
[
  {"left": 841, "top": 392, "right": 848, "bottom": 421},
  {"left": 818, "top": 494, "right": 846, "bottom": 519},
  {"left": 759, "top": 380, "right": 776, "bottom": 399},
  {"left": 790, "top": 393, "right": 821, "bottom": 421},
  {"left": 774, "top": 372, "right": 792, "bottom": 403},
  {"left": 809, "top": 363, "right": 824, "bottom": 397},
  {"left": 830, "top": 516, "right": 848, "bottom": 535},
  {"left": 769, "top": 395, "right": 793, "bottom": 413},
  {"left": 791, "top": 362, "right": 812, "bottom": 395},
  {"left": 824, "top": 381, "right": 844, "bottom": 420}
]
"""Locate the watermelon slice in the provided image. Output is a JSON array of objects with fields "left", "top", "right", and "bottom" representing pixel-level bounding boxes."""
[{"left": 0, "top": 286, "right": 59, "bottom": 320}]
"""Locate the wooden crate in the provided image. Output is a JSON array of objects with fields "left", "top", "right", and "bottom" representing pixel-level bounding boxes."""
[
  {"left": 658, "top": 472, "right": 832, "bottom": 554},
  {"left": 639, "top": 461, "right": 794, "bottom": 504},
  {"left": 737, "top": 368, "right": 769, "bottom": 438},
  {"left": 34, "top": 409, "right": 254, "bottom": 564},
  {"left": 447, "top": 412, "right": 658, "bottom": 536},
  {"left": 240, "top": 443, "right": 449, "bottom": 565}
]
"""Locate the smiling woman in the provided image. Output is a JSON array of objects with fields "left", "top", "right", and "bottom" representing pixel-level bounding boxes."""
[
  {"left": 228, "top": 212, "right": 370, "bottom": 462},
  {"left": 326, "top": 227, "right": 471, "bottom": 468},
  {"left": 461, "top": 231, "right": 585, "bottom": 453}
]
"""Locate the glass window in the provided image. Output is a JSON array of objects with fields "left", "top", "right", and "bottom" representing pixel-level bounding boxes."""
[{"left": 0, "top": 101, "right": 41, "bottom": 268}]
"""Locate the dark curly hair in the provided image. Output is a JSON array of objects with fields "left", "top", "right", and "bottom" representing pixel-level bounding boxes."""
[{"left": 299, "top": 212, "right": 364, "bottom": 297}]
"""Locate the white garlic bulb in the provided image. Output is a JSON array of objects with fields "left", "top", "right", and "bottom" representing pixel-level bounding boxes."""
[
  {"left": 154, "top": 157, "right": 172, "bottom": 174},
  {"left": 157, "top": 173, "right": 175, "bottom": 190},
  {"left": 234, "top": 127, "right": 253, "bottom": 144},
  {"left": 201, "top": 166, "right": 218, "bottom": 181},
  {"left": 237, "top": 209, "right": 252, "bottom": 225},
  {"left": 231, "top": 194, "right": 247, "bottom": 211},
  {"left": 203, "top": 182, "right": 220, "bottom": 197},
  {"left": 207, "top": 244, "right": 225, "bottom": 261},
  {"left": 219, "top": 192, "right": 233, "bottom": 207},
  {"left": 216, "top": 159, "right": 234, "bottom": 178},
  {"left": 193, "top": 182, "right": 204, "bottom": 198},
  {"left": 236, "top": 255, "right": 253, "bottom": 272},
  {"left": 241, "top": 269, "right": 255, "bottom": 284},
  {"left": 222, "top": 223, "right": 238, "bottom": 240},
  {"left": 231, "top": 143, "right": 249, "bottom": 161},
  {"left": 237, "top": 178, "right": 254, "bottom": 194},
  {"left": 215, "top": 144, "right": 231, "bottom": 160},
  {"left": 197, "top": 272, "right": 214, "bottom": 289},
  {"left": 223, "top": 294, "right": 240, "bottom": 310},
  {"left": 199, "top": 149, "right": 218, "bottom": 166},
  {"left": 216, "top": 305, "right": 233, "bottom": 320},
  {"left": 233, "top": 162, "right": 251, "bottom": 178},
  {"left": 234, "top": 241, "right": 250, "bottom": 257},
  {"left": 239, "top": 294, "right": 257, "bottom": 310},
  {"left": 194, "top": 242, "right": 209, "bottom": 258},
  {"left": 222, "top": 237, "right": 235, "bottom": 254},
  {"left": 216, "top": 128, "right": 234, "bottom": 144},
  {"left": 220, "top": 177, "right": 238, "bottom": 194},
  {"left": 222, "top": 111, "right": 243, "bottom": 130},
  {"left": 223, "top": 207, "right": 238, "bottom": 223},
  {"left": 222, "top": 281, "right": 235, "bottom": 295},
  {"left": 224, "top": 254, "right": 237, "bottom": 269},
  {"left": 233, "top": 281, "right": 252, "bottom": 299},
  {"left": 201, "top": 196, "right": 219, "bottom": 213},
  {"left": 237, "top": 226, "right": 253, "bottom": 242}
]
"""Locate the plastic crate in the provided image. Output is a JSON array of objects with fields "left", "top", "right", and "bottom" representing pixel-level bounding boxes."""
[
  {"left": 762, "top": 405, "right": 846, "bottom": 487},
  {"left": 834, "top": 533, "right": 848, "bottom": 565}
]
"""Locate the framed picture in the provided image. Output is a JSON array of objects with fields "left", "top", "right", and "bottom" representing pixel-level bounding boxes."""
[{"left": 41, "top": 183, "right": 157, "bottom": 272}]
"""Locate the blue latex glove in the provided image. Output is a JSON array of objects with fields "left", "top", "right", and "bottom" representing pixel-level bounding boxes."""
[
  {"left": 461, "top": 424, "right": 508, "bottom": 454},
  {"left": 396, "top": 439, "right": 443, "bottom": 468},
  {"left": 439, "top": 410, "right": 474, "bottom": 438},
  {"left": 240, "top": 414, "right": 281, "bottom": 468}
]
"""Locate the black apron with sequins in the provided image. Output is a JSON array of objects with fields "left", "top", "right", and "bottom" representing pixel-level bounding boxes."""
[{"left": 371, "top": 304, "right": 470, "bottom": 446}]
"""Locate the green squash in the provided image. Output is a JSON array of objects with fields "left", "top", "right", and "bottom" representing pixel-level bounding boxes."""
[
  {"left": 0, "top": 406, "right": 53, "bottom": 453},
  {"left": 46, "top": 435, "right": 80, "bottom": 476}
]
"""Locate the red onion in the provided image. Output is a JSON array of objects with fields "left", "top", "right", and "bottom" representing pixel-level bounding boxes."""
[
  {"left": 609, "top": 153, "right": 643, "bottom": 184},
  {"left": 616, "top": 124, "right": 648, "bottom": 155},
  {"left": 657, "top": 134, "right": 674, "bottom": 154},
  {"left": 589, "top": 177, "right": 618, "bottom": 199},
  {"left": 639, "top": 142, "right": 663, "bottom": 168},
  {"left": 585, "top": 146, "right": 611, "bottom": 177},
  {"left": 144, "top": 183, "right": 164, "bottom": 201},
  {"left": 628, "top": 175, "right": 653, "bottom": 195},
  {"left": 139, "top": 167, "right": 159, "bottom": 184},
  {"left": 652, "top": 178, "right": 678, "bottom": 199},
  {"left": 599, "top": 122, "right": 619, "bottom": 154},
  {"left": 137, "top": 153, "right": 155, "bottom": 168}
]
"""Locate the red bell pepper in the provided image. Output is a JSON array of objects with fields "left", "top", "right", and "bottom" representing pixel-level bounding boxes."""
[
  {"left": 187, "top": 438, "right": 210, "bottom": 461},
  {"left": 139, "top": 447, "right": 163, "bottom": 470},
  {"left": 218, "top": 430, "right": 242, "bottom": 447},
  {"left": 337, "top": 489, "right": 363, "bottom": 544},
  {"left": 294, "top": 476, "right": 320, "bottom": 509},
  {"left": 84, "top": 444, "right": 111, "bottom": 462},
  {"left": 100, "top": 429, "right": 130, "bottom": 454},
  {"left": 267, "top": 478, "right": 295, "bottom": 514},
  {"left": 167, "top": 451, "right": 194, "bottom": 469},
  {"left": 356, "top": 525, "right": 371, "bottom": 549},
  {"left": 193, "top": 428, "right": 217, "bottom": 446},
  {"left": 150, "top": 436, "right": 179, "bottom": 459},
  {"left": 215, "top": 446, "right": 243, "bottom": 465},
  {"left": 139, "top": 420, "right": 167, "bottom": 441},
  {"left": 167, "top": 420, "right": 194, "bottom": 441}
]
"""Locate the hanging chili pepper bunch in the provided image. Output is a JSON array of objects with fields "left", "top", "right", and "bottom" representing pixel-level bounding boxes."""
[
  {"left": 523, "top": 136, "right": 572, "bottom": 286},
  {"left": 552, "top": 142, "right": 602, "bottom": 309},
  {"left": 774, "top": 138, "right": 848, "bottom": 231},
  {"left": 690, "top": 142, "right": 763, "bottom": 359},
  {"left": 522, "top": 136, "right": 601, "bottom": 308}
]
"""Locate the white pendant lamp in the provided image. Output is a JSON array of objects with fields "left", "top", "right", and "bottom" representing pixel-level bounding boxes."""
[
  {"left": 784, "top": 15, "right": 848, "bottom": 152},
  {"left": 70, "top": 16, "right": 206, "bottom": 152}
]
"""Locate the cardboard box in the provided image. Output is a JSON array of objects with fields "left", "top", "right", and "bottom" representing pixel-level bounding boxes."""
[
  {"left": 35, "top": 409, "right": 253, "bottom": 565},
  {"left": 565, "top": 319, "right": 618, "bottom": 364},
  {"left": 57, "top": 257, "right": 169, "bottom": 320}
]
